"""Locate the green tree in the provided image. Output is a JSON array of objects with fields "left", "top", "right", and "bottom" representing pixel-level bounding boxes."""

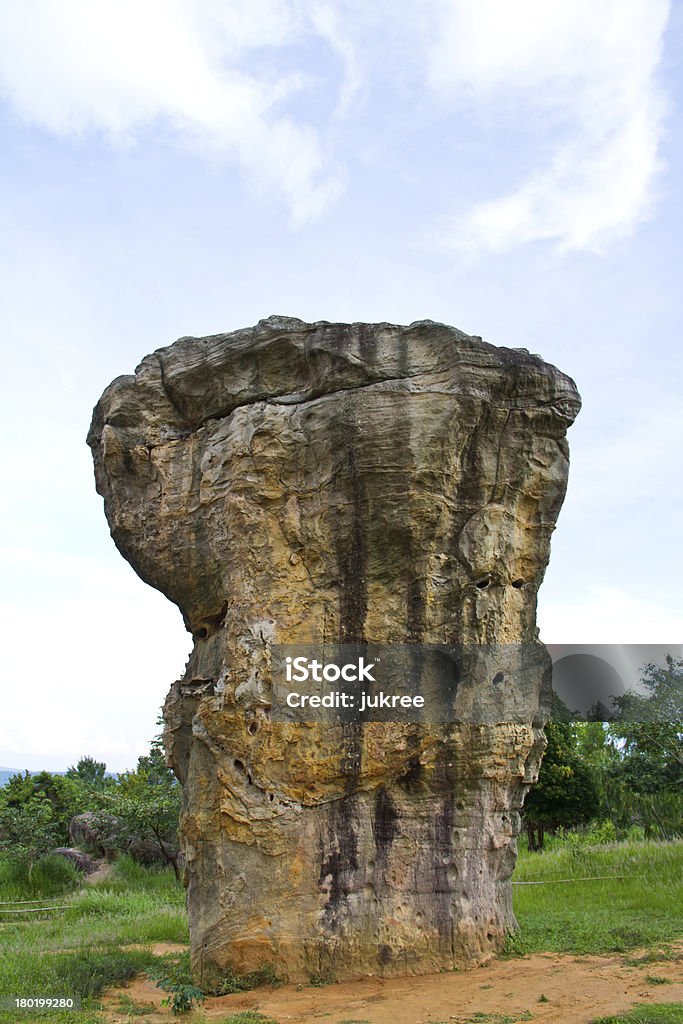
[
  {"left": 524, "top": 720, "right": 600, "bottom": 850},
  {"left": 0, "top": 793, "right": 60, "bottom": 877},
  {"left": 66, "top": 755, "right": 108, "bottom": 789},
  {"left": 606, "top": 655, "right": 683, "bottom": 836},
  {"left": 0, "top": 771, "right": 83, "bottom": 845},
  {"left": 610, "top": 655, "right": 682, "bottom": 790},
  {"left": 574, "top": 721, "right": 623, "bottom": 821},
  {"left": 98, "top": 736, "right": 181, "bottom": 878}
]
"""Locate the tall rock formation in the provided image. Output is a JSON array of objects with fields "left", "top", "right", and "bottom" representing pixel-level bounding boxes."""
[{"left": 88, "top": 317, "right": 580, "bottom": 986}]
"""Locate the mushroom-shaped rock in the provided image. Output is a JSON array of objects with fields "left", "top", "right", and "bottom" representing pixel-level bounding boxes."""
[{"left": 88, "top": 317, "right": 580, "bottom": 986}]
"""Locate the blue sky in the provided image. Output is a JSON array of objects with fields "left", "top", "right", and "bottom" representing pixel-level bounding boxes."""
[{"left": 0, "top": 0, "right": 681, "bottom": 771}]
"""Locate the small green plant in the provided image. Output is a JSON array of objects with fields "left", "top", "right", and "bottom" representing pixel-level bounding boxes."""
[
  {"left": 148, "top": 951, "right": 204, "bottom": 1014},
  {"left": 538, "top": 994, "right": 549, "bottom": 1003},
  {"left": 162, "top": 982, "right": 204, "bottom": 1014},
  {"left": 308, "top": 969, "right": 336, "bottom": 986},
  {"left": 645, "top": 975, "right": 673, "bottom": 985},
  {"left": 215, "top": 962, "right": 280, "bottom": 994}
]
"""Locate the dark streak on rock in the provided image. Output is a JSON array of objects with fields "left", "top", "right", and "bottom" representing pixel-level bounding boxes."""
[
  {"left": 319, "top": 795, "right": 359, "bottom": 934},
  {"left": 373, "top": 787, "right": 400, "bottom": 880}
]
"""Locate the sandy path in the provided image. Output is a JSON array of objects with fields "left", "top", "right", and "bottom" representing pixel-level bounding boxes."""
[{"left": 103, "top": 944, "right": 683, "bottom": 1024}]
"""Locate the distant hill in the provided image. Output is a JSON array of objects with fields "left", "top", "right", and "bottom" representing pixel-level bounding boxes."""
[
  {"left": 0, "top": 768, "right": 118, "bottom": 788},
  {"left": 0, "top": 768, "right": 65, "bottom": 788}
]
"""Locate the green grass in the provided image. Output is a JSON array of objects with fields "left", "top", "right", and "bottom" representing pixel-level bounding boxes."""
[
  {"left": 0, "top": 855, "right": 187, "bottom": 955},
  {"left": 115, "top": 993, "right": 155, "bottom": 1015},
  {"left": 0, "top": 948, "right": 156, "bottom": 1021},
  {"left": 624, "top": 949, "right": 683, "bottom": 967},
  {"left": 590, "top": 1005, "right": 683, "bottom": 1023},
  {"left": 506, "top": 839, "right": 683, "bottom": 956},
  {"left": 0, "top": 855, "right": 81, "bottom": 901},
  {"left": 0, "top": 856, "right": 186, "bottom": 1024},
  {"left": 0, "top": 842, "right": 681, "bottom": 1023}
]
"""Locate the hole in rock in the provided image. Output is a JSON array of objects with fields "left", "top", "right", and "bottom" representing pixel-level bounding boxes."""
[
  {"left": 492, "top": 672, "right": 505, "bottom": 685},
  {"left": 195, "top": 627, "right": 208, "bottom": 639},
  {"left": 248, "top": 722, "right": 259, "bottom": 735},
  {"left": 268, "top": 793, "right": 275, "bottom": 802},
  {"left": 475, "top": 577, "right": 491, "bottom": 589},
  {"left": 511, "top": 579, "right": 525, "bottom": 589},
  {"left": 234, "top": 759, "right": 245, "bottom": 773}
]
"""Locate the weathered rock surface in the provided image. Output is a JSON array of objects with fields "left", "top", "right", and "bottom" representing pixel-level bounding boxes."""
[
  {"left": 88, "top": 317, "right": 580, "bottom": 986},
  {"left": 52, "top": 847, "right": 97, "bottom": 874}
]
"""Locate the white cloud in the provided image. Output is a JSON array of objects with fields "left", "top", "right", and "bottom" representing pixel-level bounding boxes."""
[
  {"left": 0, "top": 0, "right": 343, "bottom": 224},
  {"left": 429, "top": 0, "right": 671, "bottom": 253},
  {"left": 0, "top": 2, "right": 671, "bottom": 244},
  {"left": 539, "top": 585, "right": 682, "bottom": 644}
]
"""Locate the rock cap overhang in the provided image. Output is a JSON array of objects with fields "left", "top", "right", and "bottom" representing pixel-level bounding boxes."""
[{"left": 88, "top": 316, "right": 580, "bottom": 456}]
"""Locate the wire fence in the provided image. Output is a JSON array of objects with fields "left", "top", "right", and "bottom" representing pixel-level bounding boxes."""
[
  {"left": 0, "top": 895, "right": 76, "bottom": 915},
  {"left": 513, "top": 875, "right": 628, "bottom": 885}
]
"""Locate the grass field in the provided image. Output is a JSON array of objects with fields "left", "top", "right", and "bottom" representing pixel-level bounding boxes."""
[
  {"left": 0, "top": 856, "right": 186, "bottom": 1024},
  {"left": 0, "top": 840, "right": 681, "bottom": 1023},
  {"left": 507, "top": 838, "right": 683, "bottom": 956}
]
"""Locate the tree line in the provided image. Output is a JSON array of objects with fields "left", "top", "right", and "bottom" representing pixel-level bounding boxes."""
[
  {"left": 0, "top": 733, "right": 181, "bottom": 879},
  {"left": 526, "top": 655, "right": 682, "bottom": 849}
]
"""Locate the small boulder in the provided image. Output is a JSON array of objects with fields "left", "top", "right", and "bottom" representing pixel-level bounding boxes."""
[{"left": 52, "top": 847, "right": 96, "bottom": 874}]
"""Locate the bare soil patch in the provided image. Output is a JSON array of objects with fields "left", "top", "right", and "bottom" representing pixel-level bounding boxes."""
[{"left": 102, "top": 943, "right": 683, "bottom": 1024}]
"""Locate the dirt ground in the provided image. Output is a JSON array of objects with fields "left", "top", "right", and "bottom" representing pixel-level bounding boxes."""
[{"left": 103, "top": 942, "right": 683, "bottom": 1024}]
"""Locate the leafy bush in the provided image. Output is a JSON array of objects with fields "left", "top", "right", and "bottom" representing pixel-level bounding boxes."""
[{"left": 554, "top": 818, "right": 619, "bottom": 849}]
